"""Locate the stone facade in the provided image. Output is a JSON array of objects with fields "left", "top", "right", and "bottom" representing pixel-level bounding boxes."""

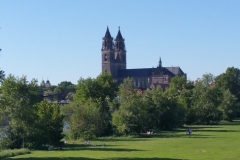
[{"left": 101, "top": 27, "right": 186, "bottom": 89}]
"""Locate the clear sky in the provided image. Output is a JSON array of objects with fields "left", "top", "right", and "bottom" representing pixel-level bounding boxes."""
[{"left": 0, "top": 0, "right": 239, "bottom": 85}]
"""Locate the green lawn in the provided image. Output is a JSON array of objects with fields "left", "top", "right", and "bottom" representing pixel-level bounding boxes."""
[{"left": 7, "top": 121, "right": 240, "bottom": 160}]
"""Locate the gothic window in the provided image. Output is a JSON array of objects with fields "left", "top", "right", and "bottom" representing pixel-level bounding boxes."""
[{"left": 104, "top": 54, "right": 107, "bottom": 61}]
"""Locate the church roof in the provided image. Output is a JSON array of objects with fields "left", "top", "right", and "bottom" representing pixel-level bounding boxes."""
[
  {"left": 152, "top": 67, "right": 175, "bottom": 77},
  {"left": 166, "top": 67, "right": 184, "bottom": 76},
  {"left": 118, "top": 68, "right": 152, "bottom": 77},
  {"left": 118, "top": 67, "right": 178, "bottom": 78},
  {"left": 115, "top": 29, "right": 123, "bottom": 40},
  {"left": 104, "top": 27, "right": 112, "bottom": 39}
]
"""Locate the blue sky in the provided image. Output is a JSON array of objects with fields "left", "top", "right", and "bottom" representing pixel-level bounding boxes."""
[{"left": 0, "top": 0, "right": 239, "bottom": 85}]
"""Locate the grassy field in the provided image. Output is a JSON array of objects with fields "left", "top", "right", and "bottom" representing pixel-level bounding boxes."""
[{"left": 6, "top": 121, "right": 240, "bottom": 160}]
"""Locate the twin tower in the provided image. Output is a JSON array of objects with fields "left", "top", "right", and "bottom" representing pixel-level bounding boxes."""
[{"left": 101, "top": 27, "right": 126, "bottom": 78}]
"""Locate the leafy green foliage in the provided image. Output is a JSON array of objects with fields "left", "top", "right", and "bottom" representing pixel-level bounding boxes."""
[
  {"left": 215, "top": 67, "right": 240, "bottom": 118},
  {"left": 191, "top": 74, "right": 222, "bottom": 124},
  {"left": 73, "top": 72, "right": 118, "bottom": 136},
  {"left": 53, "top": 81, "right": 75, "bottom": 101},
  {"left": 74, "top": 72, "right": 117, "bottom": 103},
  {"left": 1, "top": 66, "right": 240, "bottom": 150},
  {"left": 31, "top": 99, "right": 64, "bottom": 147},
  {"left": 0, "top": 75, "right": 63, "bottom": 149},
  {"left": 0, "top": 69, "right": 5, "bottom": 82},
  {"left": 61, "top": 73, "right": 118, "bottom": 140},
  {"left": 63, "top": 100, "right": 102, "bottom": 140},
  {"left": 215, "top": 67, "right": 240, "bottom": 101},
  {"left": 220, "top": 90, "right": 238, "bottom": 121},
  {"left": 0, "top": 75, "right": 40, "bottom": 149},
  {"left": 0, "top": 148, "right": 30, "bottom": 159},
  {"left": 112, "top": 78, "right": 148, "bottom": 135}
]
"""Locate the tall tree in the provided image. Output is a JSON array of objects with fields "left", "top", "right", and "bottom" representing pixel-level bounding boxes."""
[
  {"left": 168, "top": 76, "right": 195, "bottom": 124},
  {"left": 220, "top": 90, "right": 238, "bottom": 121},
  {"left": 63, "top": 100, "right": 102, "bottom": 140},
  {"left": 74, "top": 72, "right": 118, "bottom": 136},
  {"left": 112, "top": 78, "right": 148, "bottom": 135},
  {"left": 31, "top": 99, "right": 64, "bottom": 147},
  {"left": 215, "top": 67, "right": 240, "bottom": 118},
  {"left": 0, "top": 75, "right": 40, "bottom": 148},
  {"left": 192, "top": 75, "right": 221, "bottom": 124},
  {"left": 150, "top": 85, "right": 185, "bottom": 130},
  {"left": 215, "top": 67, "right": 240, "bottom": 102}
]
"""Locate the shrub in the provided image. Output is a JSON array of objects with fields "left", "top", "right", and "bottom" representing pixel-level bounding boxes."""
[{"left": 0, "top": 148, "right": 30, "bottom": 159}]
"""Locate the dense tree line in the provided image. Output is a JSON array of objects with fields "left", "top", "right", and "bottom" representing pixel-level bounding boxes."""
[
  {"left": 62, "top": 68, "right": 240, "bottom": 138},
  {"left": 1, "top": 67, "right": 240, "bottom": 149}
]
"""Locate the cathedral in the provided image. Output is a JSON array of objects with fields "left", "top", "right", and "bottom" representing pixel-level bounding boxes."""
[{"left": 101, "top": 27, "right": 186, "bottom": 89}]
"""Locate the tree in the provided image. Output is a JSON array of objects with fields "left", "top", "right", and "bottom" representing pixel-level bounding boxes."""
[
  {"left": 112, "top": 78, "right": 148, "bottom": 135},
  {"left": 191, "top": 75, "right": 221, "bottom": 124},
  {"left": 53, "top": 81, "right": 75, "bottom": 102},
  {"left": 61, "top": 100, "right": 102, "bottom": 140},
  {"left": 168, "top": 76, "right": 196, "bottom": 125},
  {"left": 201, "top": 73, "right": 215, "bottom": 87},
  {"left": 220, "top": 90, "right": 238, "bottom": 121},
  {"left": 0, "top": 75, "right": 40, "bottom": 149},
  {"left": 150, "top": 85, "right": 185, "bottom": 130},
  {"left": 215, "top": 67, "right": 240, "bottom": 118},
  {"left": 143, "top": 86, "right": 165, "bottom": 130},
  {"left": 32, "top": 99, "right": 64, "bottom": 147},
  {"left": 74, "top": 72, "right": 118, "bottom": 103},
  {"left": 74, "top": 72, "right": 118, "bottom": 136},
  {"left": 0, "top": 69, "right": 4, "bottom": 82},
  {"left": 39, "top": 85, "right": 57, "bottom": 102},
  {"left": 168, "top": 75, "right": 187, "bottom": 92},
  {"left": 215, "top": 67, "right": 240, "bottom": 101}
]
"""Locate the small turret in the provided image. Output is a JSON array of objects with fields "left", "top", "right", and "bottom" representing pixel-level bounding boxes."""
[
  {"left": 41, "top": 80, "right": 45, "bottom": 86},
  {"left": 158, "top": 57, "right": 162, "bottom": 68},
  {"left": 45, "top": 79, "right": 51, "bottom": 87}
]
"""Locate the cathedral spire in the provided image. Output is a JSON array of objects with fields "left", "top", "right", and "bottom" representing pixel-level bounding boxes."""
[
  {"left": 114, "top": 26, "right": 125, "bottom": 50},
  {"left": 116, "top": 26, "right": 123, "bottom": 41},
  {"left": 158, "top": 57, "right": 162, "bottom": 68},
  {"left": 102, "top": 26, "right": 114, "bottom": 50},
  {"left": 104, "top": 26, "right": 112, "bottom": 39}
]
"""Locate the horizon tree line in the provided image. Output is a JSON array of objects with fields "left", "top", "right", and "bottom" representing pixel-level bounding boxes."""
[{"left": 0, "top": 66, "right": 240, "bottom": 149}]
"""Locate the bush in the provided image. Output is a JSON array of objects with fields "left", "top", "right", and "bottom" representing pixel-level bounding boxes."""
[{"left": 0, "top": 148, "right": 30, "bottom": 159}]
